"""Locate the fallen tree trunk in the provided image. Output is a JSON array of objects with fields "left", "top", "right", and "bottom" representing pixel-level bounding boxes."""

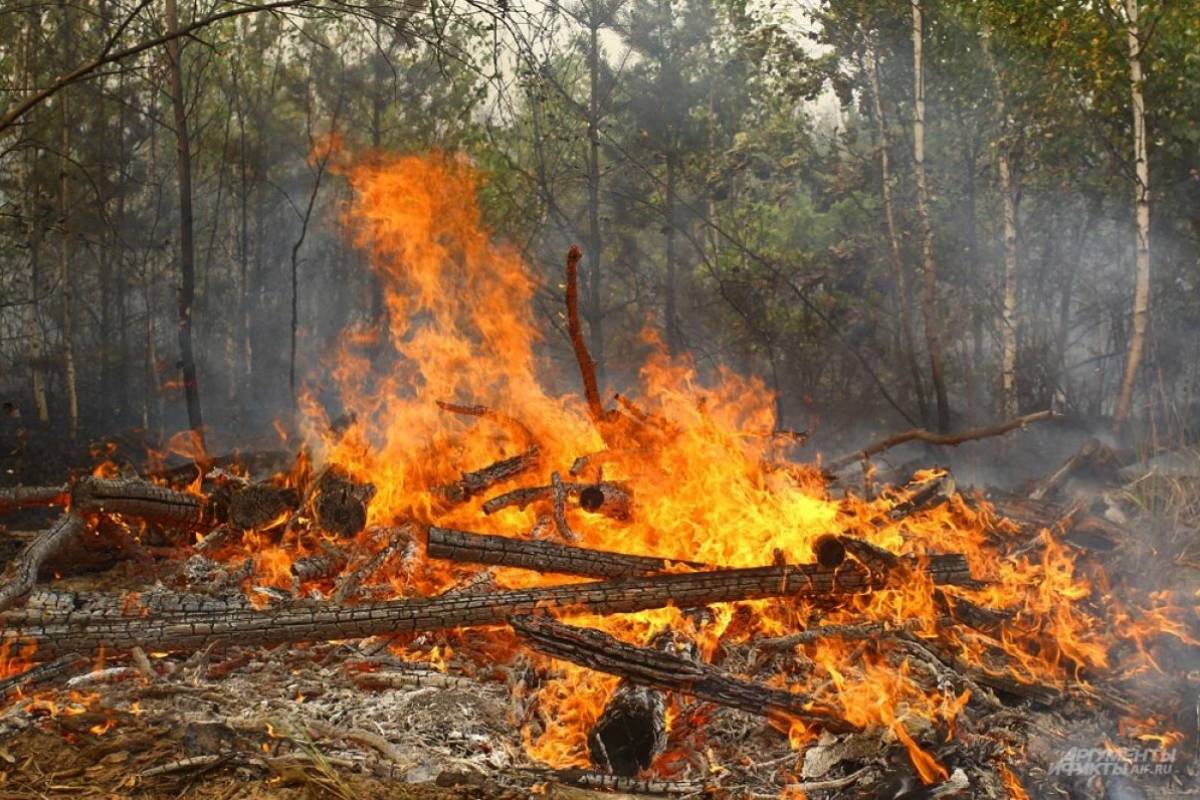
[
  {"left": 1, "top": 555, "right": 971, "bottom": 657},
  {"left": 0, "top": 484, "right": 70, "bottom": 515},
  {"left": 426, "top": 526, "right": 711, "bottom": 578},
  {"left": 72, "top": 477, "right": 210, "bottom": 528},
  {"left": 511, "top": 614, "right": 857, "bottom": 733},
  {"left": 0, "top": 511, "right": 88, "bottom": 612}
]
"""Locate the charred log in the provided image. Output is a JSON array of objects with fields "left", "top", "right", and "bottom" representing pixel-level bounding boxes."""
[
  {"left": 426, "top": 526, "right": 709, "bottom": 578},
  {"left": 441, "top": 449, "right": 539, "bottom": 505},
  {"left": 588, "top": 630, "right": 698, "bottom": 775},
  {"left": 223, "top": 483, "right": 298, "bottom": 530},
  {"left": 511, "top": 614, "right": 857, "bottom": 733},
  {"left": 311, "top": 468, "right": 375, "bottom": 538},
  {"left": 0, "top": 511, "right": 88, "bottom": 612},
  {"left": 482, "top": 480, "right": 632, "bottom": 521},
  {"left": 72, "top": 477, "right": 210, "bottom": 528},
  {"left": 1, "top": 555, "right": 971, "bottom": 657}
]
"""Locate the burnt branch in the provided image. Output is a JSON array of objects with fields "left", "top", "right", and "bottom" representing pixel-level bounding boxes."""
[
  {"left": 0, "top": 484, "right": 70, "bottom": 515},
  {"left": 827, "top": 410, "right": 1055, "bottom": 472},
  {"left": 441, "top": 449, "right": 540, "bottom": 504},
  {"left": 0, "top": 512, "right": 89, "bottom": 612},
  {"left": 565, "top": 244, "right": 606, "bottom": 427},
  {"left": 511, "top": 614, "right": 857, "bottom": 733}
]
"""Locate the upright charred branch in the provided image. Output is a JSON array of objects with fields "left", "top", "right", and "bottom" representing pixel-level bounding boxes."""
[
  {"left": 511, "top": 615, "right": 857, "bottom": 734},
  {"left": 2, "top": 557, "right": 972, "bottom": 657},
  {"left": 0, "top": 511, "right": 89, "bottom": 612},
  {"left": 566, "top": 245, "right": 607, "bottom": 429}
]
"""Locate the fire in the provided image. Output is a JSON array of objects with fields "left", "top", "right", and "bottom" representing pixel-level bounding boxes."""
[{"left": 259, "top": 149, "right": 1194, "bottom": 779}]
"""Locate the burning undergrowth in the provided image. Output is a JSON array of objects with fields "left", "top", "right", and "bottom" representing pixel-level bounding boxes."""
[{"left": 0, "top": 151, "right": 1197, "bottom": 798}]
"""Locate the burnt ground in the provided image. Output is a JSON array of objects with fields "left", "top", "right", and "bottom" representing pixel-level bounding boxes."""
[{"left": 0, "top": 432, "right": 1198, "bottom": 799}]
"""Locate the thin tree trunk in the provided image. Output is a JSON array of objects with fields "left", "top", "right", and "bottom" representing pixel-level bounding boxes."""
[
  {"left": 57, "top": 0, "right": 79, "bottom": 439},
  {"left": 21, "top": 8, "right": 49, "bottom": 426},
  {"left": 586, "top": 7, "right": 606, "bottom": 385},
  {"left": 910, "top": 0, "right": 950, "bottom": 431},
  {"left": 665, "top": 152, "right": 680, "bottom": 355},
  {"left": 164, "top": 0, "right": 206, "bottom": 450},
  {"left": 115, "top": 68, "right": 130, "bottom": 423},
  {"left": 867, "top": 44, "right": 927, "bottom": 424},
  {"left": 289, "top": 83, "right": 342, "bottom": 402},
  {"left": 1113, "top": 0, "right": 1150, "bottom": 434},
  {"left": 982, "top": 25, "right": 1019, "bottom": 420}
]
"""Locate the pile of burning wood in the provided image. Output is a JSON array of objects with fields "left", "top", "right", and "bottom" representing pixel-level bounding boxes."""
[{"left": 1, "top": 174, "right": 1197, "bottom": 798}]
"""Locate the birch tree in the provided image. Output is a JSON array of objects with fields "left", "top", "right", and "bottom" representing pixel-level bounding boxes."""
[{"left": 1112, "top": 0, "right": 1150, "bottom": 433}]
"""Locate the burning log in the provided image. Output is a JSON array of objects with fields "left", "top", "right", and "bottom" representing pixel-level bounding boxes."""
[
  {"left": 577, "top": 481, "right": 632, "bottom": 520},
  {"left": 588, "top": 630, "right": 698, "bottom": 776},
  {"left": 1, "top": 555, "right": 972, "bottom": 657},
  {"left": 3, "top": 588, "right": 254, "bottom": 620},
  {"left": 441, "top": 449, "right": 539, "bottom": 504},
  {"left": 310, "top": 468, "right": 375, "bottom": 538},
  {"left": 0, "top": 511, "right": 88, "bottom": 612},
  {"left": 0, "top": 653, "right": 88, "bottom": 700},
  {"left": 426, "top": 526, "right": 710, "bottom": 578},
  {"left": 332, "top": 525, "right": 417, "bottom": 603},
  {"left": 72, "top": 476, "right": 210, "bottom": 528},
  {"left": 223, "top": 483, "right": 298, "bottom": 530},
  {"left": 510, "top": 615, "right": 857, "bottom": 733},
  {"left": 0, "top": 484, "right": 70, "bottom": 514},
  {"left": 826, "top": 409, "right": 1055, "bottom": 472},
  {"left": 291, "top": 544, "right": 348, "bottom": 586},
  {"left": 482, "top": 480, "right": 633, "bottom": 521},
  {"left": 550, "top": 471, "right": 578, "bottom": 542}
]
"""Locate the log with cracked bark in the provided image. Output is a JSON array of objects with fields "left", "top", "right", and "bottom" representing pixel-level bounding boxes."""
[
  {"left": 426, "top": 526, "right": 711, "bottom": 578},
  {"left": 0, "top": 511, "right": 89, "bottom": 612},
  {"left": 440, "top": 449, "right": 540, "bottom": 504},
  {"left": 72, "top": 477, "right": 210, "bottom": 528},
  {"left": 482, "top": 480, "right": 633, "bottom": 521},
  {"left": 0, "top": 555, "right": 972, "bottom": 657},
  {"left": 511, "top": 614, "right": 857, "bottom": 733},
  {"left": 311, "top": 468, "right": 375, "bottom": 538}
]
